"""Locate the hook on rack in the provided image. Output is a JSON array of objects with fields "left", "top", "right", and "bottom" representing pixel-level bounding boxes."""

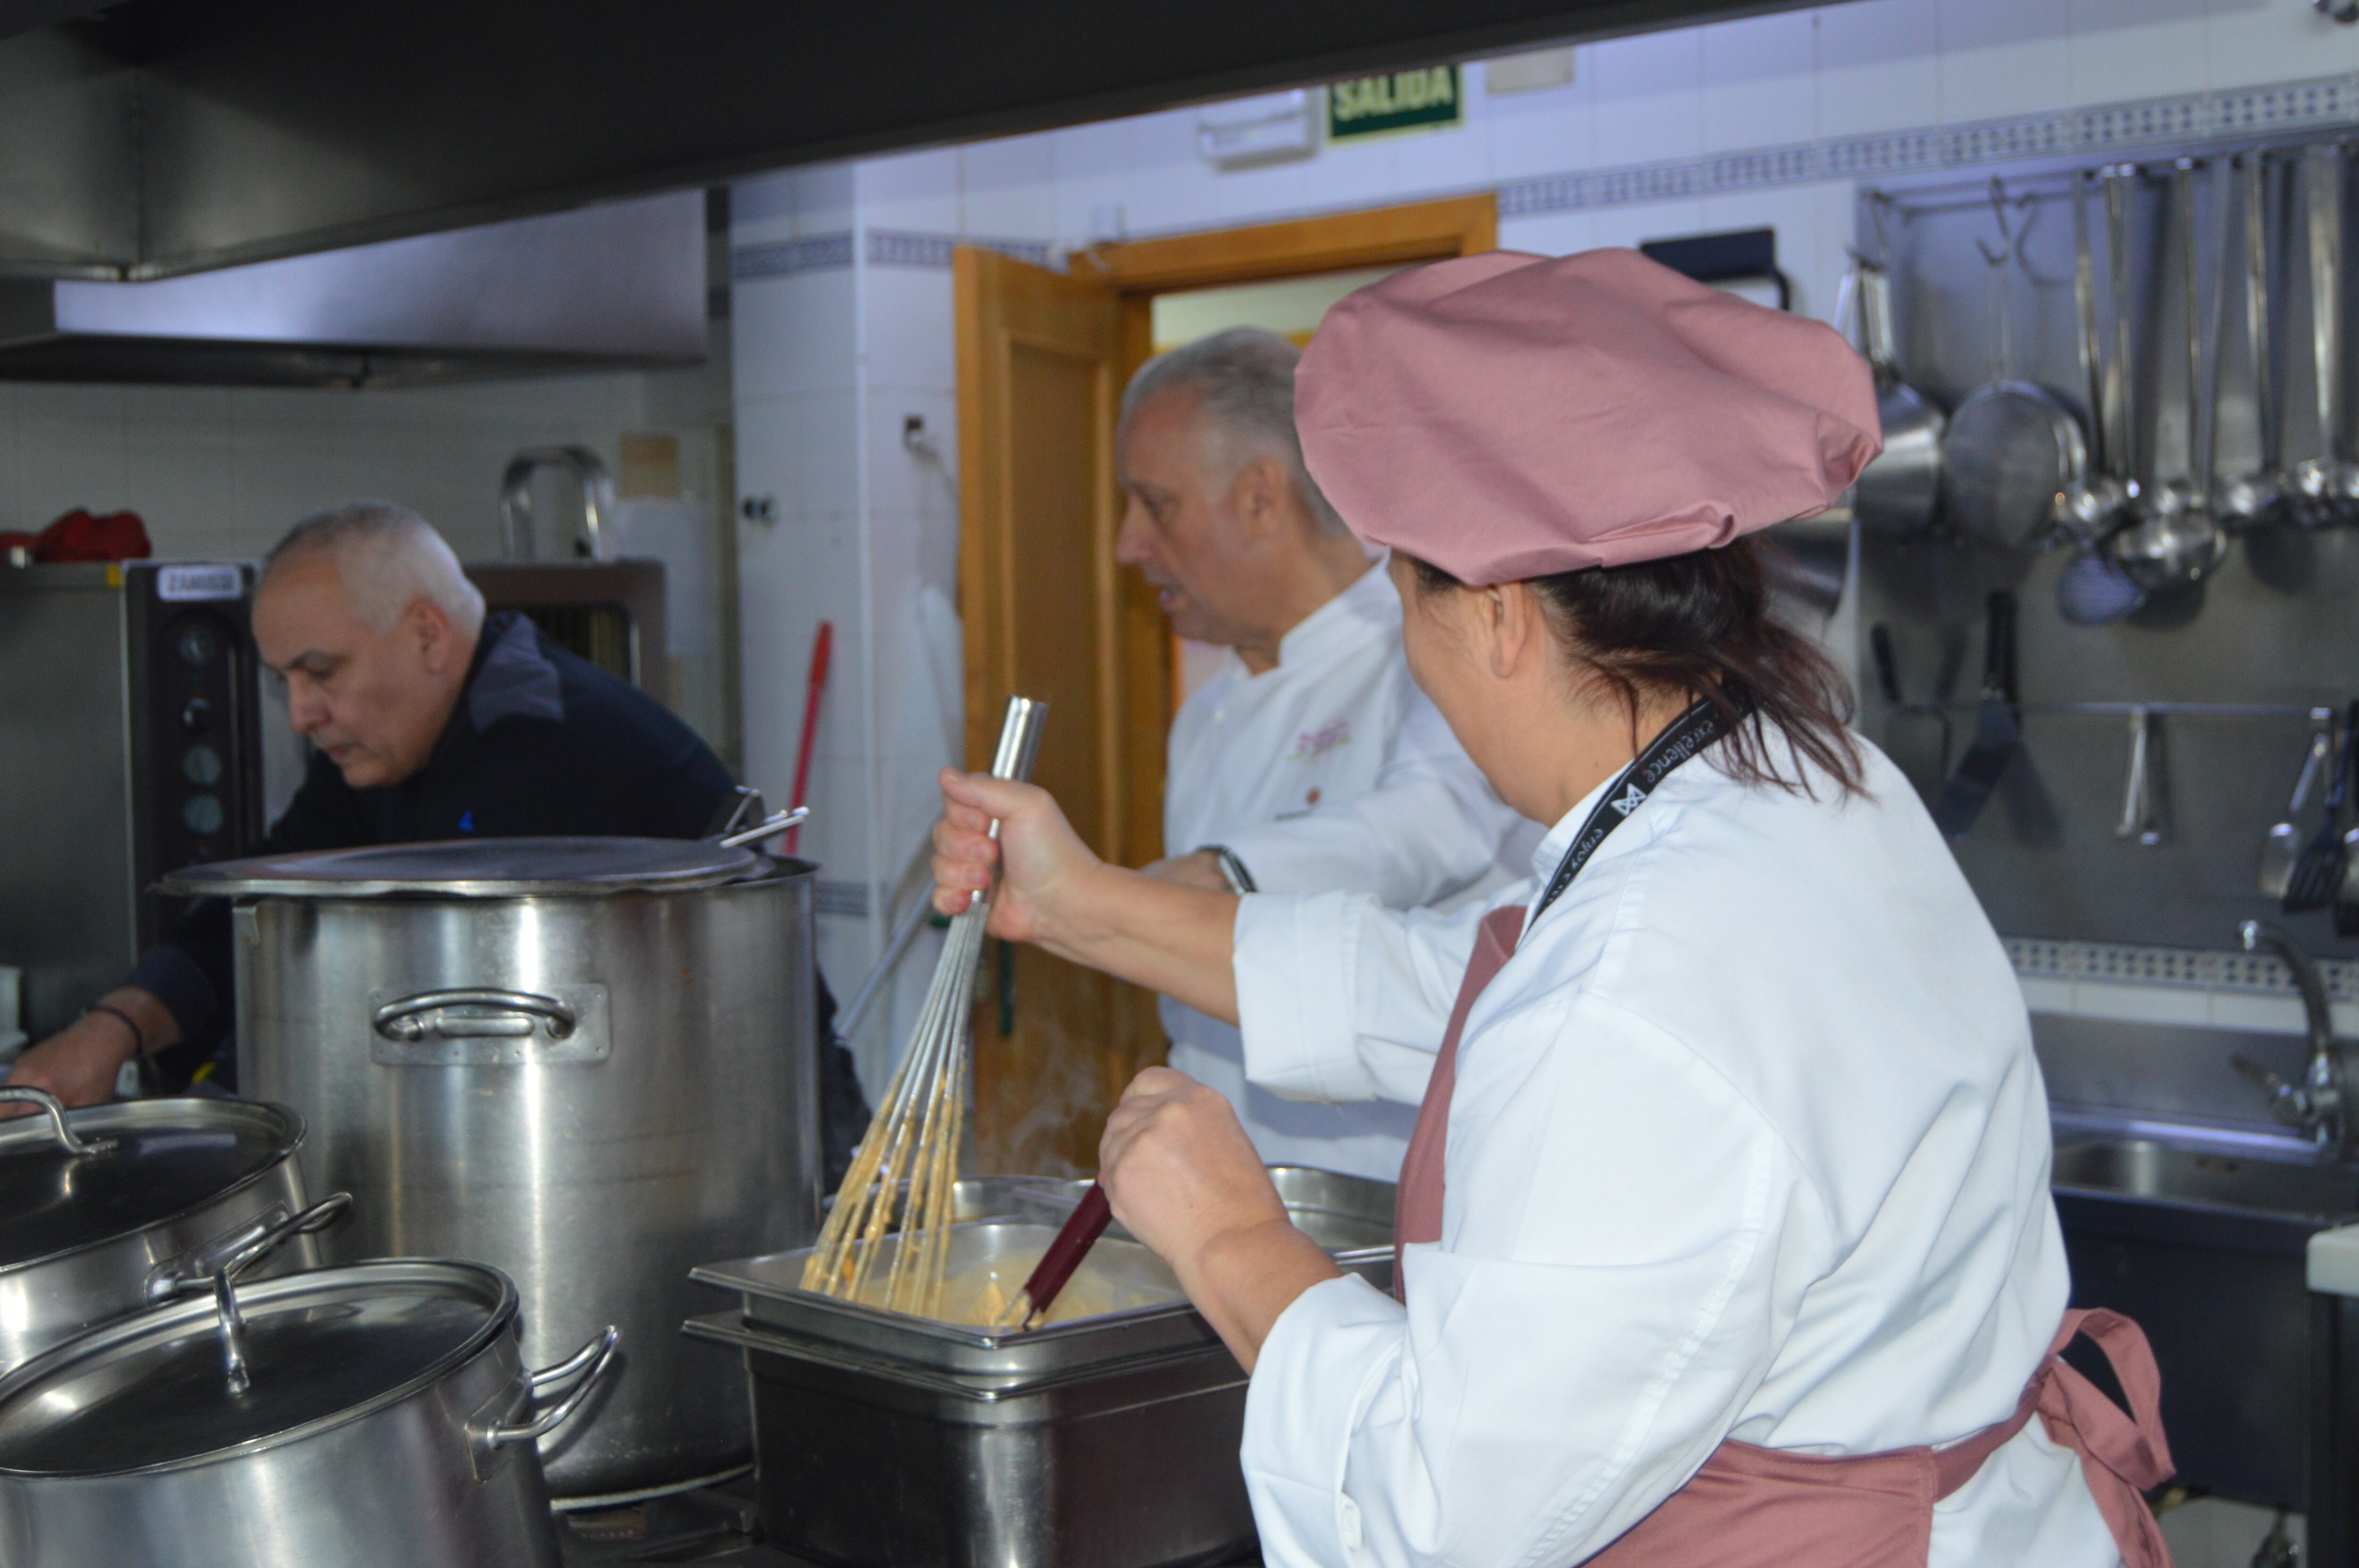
[
  {"left": 1866, "top": 192, "right": 1895, "bottom": 265},
  {"left": 1973, "top": 177, "right": 2016, "bottom": 269}
]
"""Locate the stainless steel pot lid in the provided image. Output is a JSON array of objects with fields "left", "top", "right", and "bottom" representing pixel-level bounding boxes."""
[
  {"left": 0, "top": 1096, "right": 302, "bottom": 1272},
  {"left": 0, "top": 1260, "right": 516, "bottom": 1476},
  {"left": 159, "top": 835, "right": 766, "bottom": 898}
]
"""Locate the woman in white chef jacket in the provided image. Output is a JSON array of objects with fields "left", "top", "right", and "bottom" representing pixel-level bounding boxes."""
[{"left": 932, "top": 250, "right": 2174, "bottom": 1568}]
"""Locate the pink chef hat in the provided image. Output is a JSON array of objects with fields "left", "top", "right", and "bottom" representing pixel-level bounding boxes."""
[{"left": 1294, "top": 248, "right": 1882, "bottom": 584}]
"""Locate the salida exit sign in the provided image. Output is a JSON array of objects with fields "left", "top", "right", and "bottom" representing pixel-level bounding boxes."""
[{"left": 1327, "top": 66, "right": 1462, "bottom": 142}]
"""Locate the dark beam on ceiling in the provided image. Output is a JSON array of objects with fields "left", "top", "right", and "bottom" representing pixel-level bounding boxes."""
[
  {"left": 0, "top": 0, "right": 114, "bottom": 42},
  {"left": 1, "top": 0, "right": 1828, "bottom": 279}
]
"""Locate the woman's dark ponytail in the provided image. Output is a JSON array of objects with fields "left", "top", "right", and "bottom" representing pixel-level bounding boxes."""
[{"left": 1410, "top": 538, "right": 1866, "bottom": 798}]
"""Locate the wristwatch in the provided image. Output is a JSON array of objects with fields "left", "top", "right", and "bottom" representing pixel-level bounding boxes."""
[{"left": 1199, "top": 845, "right": 1257, "bottom": 896}]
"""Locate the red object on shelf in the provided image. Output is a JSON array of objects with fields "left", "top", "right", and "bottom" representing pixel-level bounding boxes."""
[
  {"left": 1016, "top": 1183, "right": 1114, "bottom": 1326},
  {"left": 0, "top": 509, "right": 152, "bottom": 564},
  {"left": 787, "top": 621, "right": 832, "bottom": 856}
]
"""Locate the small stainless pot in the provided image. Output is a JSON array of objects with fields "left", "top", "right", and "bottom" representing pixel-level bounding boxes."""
[
  {"left": 0, "top": 1259, "right": 617, "bottom": 1568},
  {"left": 0, "top": 1088, "right": 328, "bottom": 1371}
]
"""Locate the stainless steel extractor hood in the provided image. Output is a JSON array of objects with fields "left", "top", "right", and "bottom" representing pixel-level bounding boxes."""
[
  {"left": 0, "top": 189, "right": 707, "bottom": 387},
  {"left": 0, "top": 0, "right": 1826, "bottom": 284}
]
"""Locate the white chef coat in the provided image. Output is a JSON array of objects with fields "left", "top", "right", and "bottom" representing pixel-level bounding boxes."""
[
  {"left": 1230, "top": 738, "right": 2119, "bottom": 1568},
  {"left": 1162, "top": 562, "right": 1538, "bottom": 1182}
]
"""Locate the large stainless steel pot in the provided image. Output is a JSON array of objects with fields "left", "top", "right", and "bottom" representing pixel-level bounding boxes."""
[
  {"left": 0, "top": 1259, "right": 616, "bottom": 1568},
  {"left": 0, "top": 1088, "right": 330, "bottom": 1371},
  {"left": 164, "top": 836, "right": 822, "bottom": 1501}
]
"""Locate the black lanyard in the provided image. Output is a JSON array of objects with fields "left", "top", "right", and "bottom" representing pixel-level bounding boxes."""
[{"left": 1528, "top": 698, "right": 1732, "bottom": 924}]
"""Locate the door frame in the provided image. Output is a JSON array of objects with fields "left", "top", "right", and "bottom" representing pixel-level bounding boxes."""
[{"left": 1070, "top": 192, "right": 1499, "bottom": 396}]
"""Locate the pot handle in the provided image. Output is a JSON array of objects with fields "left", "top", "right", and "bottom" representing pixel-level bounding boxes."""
[
  {"left": 528, "top": 1328, "right": 613, "bottom": 1393},
  {"left": 713, "top": 804, "right": 810, "bottom": 850},
  {"left": 150, "top": 1192, "right": 353, "bottom": 1302},
  {"left": 474, "top": 1326, "right": 622, "bottom": 1452},
  {"left": 0, "top": 1087, "right": 116, "bottom": 1155},
  {"left": 373, "top": 989, "right": 577, "bottom": 1042}
]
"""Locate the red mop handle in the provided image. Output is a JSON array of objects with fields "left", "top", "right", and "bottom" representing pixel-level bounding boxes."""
[{"left": 787, "top": 621, "right": 832, "bottom": 855}]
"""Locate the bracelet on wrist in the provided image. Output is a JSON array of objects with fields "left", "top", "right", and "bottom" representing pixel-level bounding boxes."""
[
  {"left": 1199, "top": 845, "right": 1257, "bottom": 896},
  {"left": 85, "top": 1002, "right": 147, "bottom": 1058}
]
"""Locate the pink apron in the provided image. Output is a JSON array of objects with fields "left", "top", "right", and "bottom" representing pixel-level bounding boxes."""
[{"left": 1393, "top": 904, "right": 2177, "bottom": 1568}]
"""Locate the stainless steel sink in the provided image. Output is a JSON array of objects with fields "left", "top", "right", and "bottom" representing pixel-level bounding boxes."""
[
  {"left": 2047, "top": 1120, "right": 2359, "bottom": 1511},
  {"left": 2052, "top": 1136, "right": 2359, "bottom": 1219}
]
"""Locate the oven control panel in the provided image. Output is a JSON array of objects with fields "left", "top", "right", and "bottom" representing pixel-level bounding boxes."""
[{"left": 127, "top": 562, "right": 264, "bottom": 949}]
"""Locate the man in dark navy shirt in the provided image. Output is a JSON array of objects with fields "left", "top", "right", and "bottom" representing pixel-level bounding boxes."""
[{"left": 9, "top": 501, "right": 869, "bottom": 1177}]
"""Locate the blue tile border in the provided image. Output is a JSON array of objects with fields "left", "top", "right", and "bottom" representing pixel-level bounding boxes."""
[
  {"left": 2008, "top": 936, "right": 2359, "bottom": 1003},
  {"left": 866, "top": 230, "right": 1053, "bottom": 269},
  {"left": 731, "top": 233, "right": 855, "bottom": 280},
  {"left": 733, "top": 229, "right": 1053, "bottom": 279},
  {"left": 1499, "top": 72, "right": 2359, "bottom": 218}
]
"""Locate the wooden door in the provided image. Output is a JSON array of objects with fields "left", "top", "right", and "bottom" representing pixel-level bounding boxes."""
[{"left": 954, "top": 247, "right": 1171, "bottom": 1176}]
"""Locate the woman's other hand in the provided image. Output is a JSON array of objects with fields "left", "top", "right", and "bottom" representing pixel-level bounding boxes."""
[
  {"left": 929, "top": 769, "right": 1101, "bottom": 943},
  {"left": 1099, "top": 1067, "right": 1341, "bottom": 1371}
]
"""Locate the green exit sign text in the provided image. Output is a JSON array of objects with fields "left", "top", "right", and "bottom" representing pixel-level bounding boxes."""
[{"left": 1328, "top": 66, "right": 1462, "bottom": 142}]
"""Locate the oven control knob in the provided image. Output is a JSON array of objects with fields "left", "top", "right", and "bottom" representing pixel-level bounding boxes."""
[
  {"left": 181, "top": 794, "right": 226, "bottom": 836},
  {"left": 180, "top": 698, "right": 213, "bottom": 733},
  {"left": 175, "top": 623, "right": 220, "bottom": 668}
]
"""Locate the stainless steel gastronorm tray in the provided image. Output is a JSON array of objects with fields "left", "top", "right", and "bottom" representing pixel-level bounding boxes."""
[
  {"left": 685, "top": 1306, "right": 1260, "bottom": 1568},
  {"left": 1267, "top": 1165, "right": 1395, "bottom": 1259},
  {"left": 689, "top": 1166, "right": 1395, "bottom": 1379}
]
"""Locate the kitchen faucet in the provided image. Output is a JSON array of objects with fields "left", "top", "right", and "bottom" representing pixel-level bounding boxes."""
[{"left": 2232, "top": 919, "right": 2351, "bottom": 1159}]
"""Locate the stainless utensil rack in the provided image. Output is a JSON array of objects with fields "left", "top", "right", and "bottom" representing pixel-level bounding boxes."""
[
  {"left": 1915, "top": 702, "right": 2321, "bottom": 719},
  {"left": 1856, "top": 126, "right": 2359, "bottom": 964}
]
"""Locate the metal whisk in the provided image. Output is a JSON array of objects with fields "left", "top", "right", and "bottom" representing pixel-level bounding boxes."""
[{"left": 800, "top": 695, "right": 1047, "bottom": 1317}]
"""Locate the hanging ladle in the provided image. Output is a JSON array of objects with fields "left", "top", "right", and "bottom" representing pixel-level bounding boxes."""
[
  {"left": 2288, "top": 141, "right": 2359, "bottom": 525},
  {"left": 2057, "top": 168, "right": 2133, "bottom": 542},
  {"left": 2058, "top": 166, "right": 2152, "bottom": 625},
  {"left": 2112, "top": 157, "right": 2231, "bottom": 590},
  {"left": 2217, "top": 151, "right": 2288, "bottom": 530}
]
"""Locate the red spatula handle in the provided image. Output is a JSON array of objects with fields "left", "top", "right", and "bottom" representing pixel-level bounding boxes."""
[{"left": 1016, "top": 1183, "right": 1113, "bottom": 1324}]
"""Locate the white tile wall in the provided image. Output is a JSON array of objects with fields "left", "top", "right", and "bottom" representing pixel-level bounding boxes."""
[
  {"left": 1700, "top": 9, "right": 1819, "bottom": 153},
  {"left": 2207, "top": 0, "right": 2359, "bottom": 87},
  {"left": 1486, "top": 84, "right": 1596, "bottom": 186},
  {"left": 2069, "top": 0, "right": 2213, "bottom": 104},
  {"left": 860, "top": 267, "right": 956, "bottom": 393},
  {"left": 857, "top": 149, "right": 962, "bottom": 236},
  {"left": 735, "top": 393, "right": 862, "bottom": 517},
  {"left": 1936, "top": 0, "right": 2072, "bottom": 123},
  {"left": 1589, "top": 198, "right": 1712, "bottom": 257},
  {"left": 0, "top": 372, "right": 670, "bottom": 564},
  {"left": 1815, "top": 0, "right": 1942, "bottom": 137},
  {"left": 1497, "top": 209, "right": 1599, "bottom": 258},
  {"left": 1591, "top": 27, "right": 1707, "bottom": 167},
  {"left": 730, "top": 268, "right": 858, "bottom": 402}
]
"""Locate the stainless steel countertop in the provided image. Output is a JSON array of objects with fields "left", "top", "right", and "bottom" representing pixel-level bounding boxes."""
[{"left": 554, "top": 1481, "right": 1262, "bottom": 1566}]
